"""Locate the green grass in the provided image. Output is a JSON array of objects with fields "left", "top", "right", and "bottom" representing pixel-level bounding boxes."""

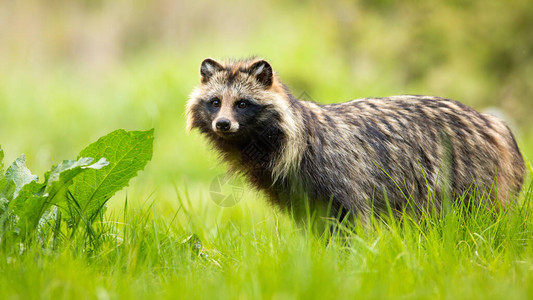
[{"left": 1, "top": 179, "right": 533, "bottom": 300}]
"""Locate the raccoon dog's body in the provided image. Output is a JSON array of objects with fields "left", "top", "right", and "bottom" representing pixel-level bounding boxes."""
[{"left": 186, "top": 58, "right": 525, "bottom": 219}]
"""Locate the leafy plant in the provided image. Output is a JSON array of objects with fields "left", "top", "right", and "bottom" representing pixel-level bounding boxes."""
[{"left": 0, "top": 129, "right": 154, "bottom": 248}]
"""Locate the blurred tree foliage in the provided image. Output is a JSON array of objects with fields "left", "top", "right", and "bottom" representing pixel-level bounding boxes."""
[{"left": 1, "top": 0, "right": 532, "bottom": 125}]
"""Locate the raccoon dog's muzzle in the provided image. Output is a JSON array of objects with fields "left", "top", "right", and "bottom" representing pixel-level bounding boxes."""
[{"left": 212, "top": 117, "right": 239, "bottom": 136}]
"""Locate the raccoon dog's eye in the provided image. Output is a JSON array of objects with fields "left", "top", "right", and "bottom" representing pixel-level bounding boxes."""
[
  {"left": 236, "top": 100, "right": 248, "bottom": 109},
  {"left": 211, "top": 98, "right": 221, "bottom": 108}
]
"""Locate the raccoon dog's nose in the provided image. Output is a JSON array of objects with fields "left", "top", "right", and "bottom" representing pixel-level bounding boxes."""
[{"left": 215, "top": 118, "right": 231, "bottom": 132}]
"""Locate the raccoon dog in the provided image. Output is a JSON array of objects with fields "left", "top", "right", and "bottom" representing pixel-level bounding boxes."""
[{"left": 186, "top": 57, "right": 525, "bottom": 220}]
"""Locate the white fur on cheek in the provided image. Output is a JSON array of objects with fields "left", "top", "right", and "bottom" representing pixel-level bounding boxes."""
[{"left": 185, "top": 87, "right": 204, "bottom": 132}]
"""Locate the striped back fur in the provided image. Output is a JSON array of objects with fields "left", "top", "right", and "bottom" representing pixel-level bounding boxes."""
[{"left": 186, "top": 58, "right": 526, "bottom": 219}]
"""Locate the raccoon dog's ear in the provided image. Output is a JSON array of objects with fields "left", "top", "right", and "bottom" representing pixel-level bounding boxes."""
[
  {"left": 200, "top": 58, "right": 223, "bottom": 83},
  {"left": 248, "top": 60, "right": 273, "bottom": 87}
]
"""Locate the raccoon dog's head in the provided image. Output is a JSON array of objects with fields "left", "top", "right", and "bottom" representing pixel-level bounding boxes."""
[
  {"left": 187, "top": 58, "right": 294, "bottom": 140},
  {"left": 186, "top": 58, "right": 305, "bottom": 179}
]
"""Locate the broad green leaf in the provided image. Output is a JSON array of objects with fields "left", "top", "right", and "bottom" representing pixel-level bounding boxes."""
[
  {"left": 0, "top": 146, "right": 5, "bottom": 184},
  {"left": 9, "top": 181, "right": 45, "bottom": 238},
  {"left": 9, "top": 157, "right": 108, "bottom": 238},
  {"left": 44, "top": 157, "right": 109, "bottom": 200},
  {"left": 69, "top": 129, "right": 154, "bottom": 220},
  {"left": 0, "top": 146, "right": 6, "bottom": 209},
  {"left": 3, "top": 155, "right": 38, "bottom": 201}
]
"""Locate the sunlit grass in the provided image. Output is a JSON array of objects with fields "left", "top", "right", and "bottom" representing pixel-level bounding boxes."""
[{"left": 1, "top": 176, "right": 533, "bottom": 299}]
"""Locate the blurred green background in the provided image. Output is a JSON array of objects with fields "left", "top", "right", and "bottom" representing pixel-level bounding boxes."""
[{"left": 1, "top": 0, "right": 532, "bottom": 211}]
